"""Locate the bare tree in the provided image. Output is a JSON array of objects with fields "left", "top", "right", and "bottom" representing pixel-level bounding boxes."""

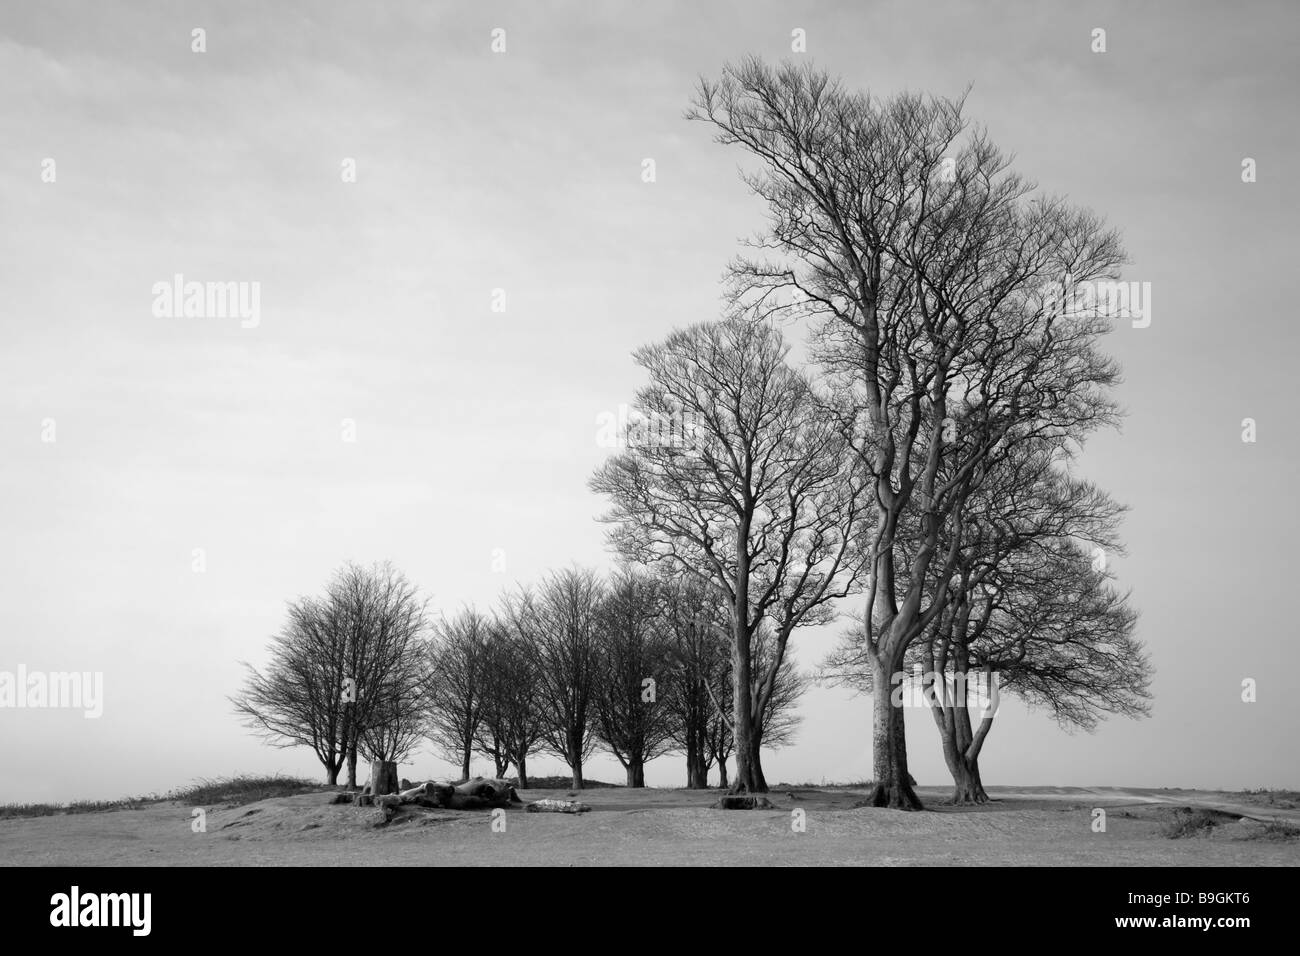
[
  {"left": 325, "top": 563, "right": 430, "bottom": 783},
  {"left": 471, "top": 621, "right": 513, "bottom": 780},
  {"left": 474, "top": 612, "right": 546, "bottom": 786},
  {"left": 690, "top": 59, "right": 1128, "bottom": 807},
  {"left": 528, "top": 569, "right": 605, "bottom": 789},
  {"left": 660, "top": 576, "right": 731, "bottom": 788},
  {"left": 592, "top": 570, "right": 677, "bottom": 787},
  {"left": 919, "top": 456, "right": 1147, "bottom": 803},
  {"left": 704, "top": 645, "right": 736, "bottom": 789},
  {"left": 923, "top": 540, "right": 1148, "bottom": 803},
  {"left": 232, "top": 595, "right": 351, "bottom": 784},
  {"left": 687, "top": 618, "right": 807, "bottom": 791},
  {"left": 425, "top": 608, "right": 492, "bottom": 781},
  {"left": 750, "top": 622, "right": 807, "bottom": 760},
  {"left": 823, "top": 457, "right": 1150, "bottom": 803},
  {"left": 591, "top": 316, "right": 867, "bottom": 793},
  {"left": 233, "top": 562, "right": 430, "bottom": 784},
  {"left": 355, "top": 611, "right": 429, "bottom": 767}
]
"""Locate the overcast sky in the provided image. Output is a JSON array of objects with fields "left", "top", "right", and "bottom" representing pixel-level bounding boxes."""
[{"left": 2, "top": 0, "right": 1296, "bottom": 803}]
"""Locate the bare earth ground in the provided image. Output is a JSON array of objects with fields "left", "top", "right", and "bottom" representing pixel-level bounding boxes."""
[{"left": 2, "top": 786, "right": 1297, "bottom": 866}]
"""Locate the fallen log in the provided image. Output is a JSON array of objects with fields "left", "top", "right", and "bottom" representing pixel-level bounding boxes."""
[
  {"left": 347, "top": 777, "right": 520, "bottom": 812},
  {"left": 397, "top": 782, "right": 454, "bottom": 808},
  {"left": 451, "top": 777, "right": 521, "bottom": 806},
  {"left": 397, "top": 782, "right": 433, "bottom": 802}
]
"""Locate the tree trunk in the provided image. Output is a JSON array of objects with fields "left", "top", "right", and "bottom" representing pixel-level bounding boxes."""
[
  {"left": 340, "top": 704, "right": 355, "bottom": 788},
  {"left": 326, "top": 765, "right": 339, "bottom": 786},
  {"left": 693, "top": 751, "right": 709, "bottom": 789},
  {"left": 626, "top": 757, "right": 645, "bottom": 788},
  {"left": 460, "top": 749, "right": 471, "bottom": 783},
  {"left": 748, "top": 735, "right": 768, "bottom": 792},
  {"left": 729, "top": 521, "right": 763, "bottom": 794},
  {"left": 938, "top": 708, "right": 987, "bottom": 803},
  {"left": 686, "top": 743, "right": 708, "bottom": 789},
  {"left": 730, "top": 620, "right": 761, "bottom": 793},
  {"left": 941, "top": 656, "right": 992, "bottom": 805},
  {"left": 717, "top": 757, "right": 729, "bottom": 790},
  {"left": 346, "top": 744, "right": 358, "bottom": 789},
  {"left": 936, "top": 708, "right": 982, "bottom": 804},
  {"left": 570, "top": 757, "right": 584, "bottom": 790},
  {"left": 370, "top": 760, "right": 399, "bottom": 796},
  {"left": 949, "top": 755, "right": 989, "bottom": 804},
  {"left": 514, "top": 752, "right": 529, "bottom": 789},
  {"left": 968, "top": 758, "right": 988, "bottom": 802},
  {"left": 494, "top": 754, "right": 510, "bottom": 779},
  {"left": 868, "top": 650, "right": 922, "bottom": 809}
]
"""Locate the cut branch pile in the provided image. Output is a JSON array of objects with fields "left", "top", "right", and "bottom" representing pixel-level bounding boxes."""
[{"left": 350, "top": 776, "right": 523, "bottom": 811}]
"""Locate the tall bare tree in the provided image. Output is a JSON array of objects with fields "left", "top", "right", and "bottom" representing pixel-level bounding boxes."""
[
  {"left": 660, "top": 576, "right": 732, "bottom": 788},
  {"left": 329, "top": 563, "right": 430, "bottom": 785},
  {"left": 527, "top": 569, "right": 605, "bottom": 789},
  {"left": 232, "top": 595, "right": 351, "bottom": 784},
  {"left": 922, "top": 538, "right": 1147, "bottom": 801},
  {"left": 919, "top": 458, "right": 1147, "bottom": 803},
  {"left": 748, "top": 622, "right": 808, "bottom": 785},
  {"left": 425, "top": 608, "right": 492, "bottom": 781},
  {"left": 824, "top": 455, "right": 1149, "bottom": 803},
  {"left": 703, "top": 620, "right": 809, "bottom": 791},
  {"left": 690, "top": 59, "right": 1127, "bottom": 807},
  {"left": 591, "top": 316, "right": 867, "bottom": 793},
  {"left": 233, "top": 562, "right": 430, "bottom": 784},
  {"left": 673, "top": 617, "right": 809, "bottom": 790},
  {"left": 475, "top": 612, "right": 546, "bottom": 786},
  {"left": 592, "top": 570, "right": 678, "bottom": 787}
]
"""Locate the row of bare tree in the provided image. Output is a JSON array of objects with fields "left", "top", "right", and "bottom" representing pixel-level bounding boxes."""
[
  {"left": 425, "top": 568, "right": 803, "bottom": 789},
  {"left": 235, "top": 58, "right": 1153, "bottom": 809},
  {"left": 233, "top": 563, "right": 802, "bottom": 789},
  {"left": 588, "top": 57, "right": 1152, "bottom": 807}
]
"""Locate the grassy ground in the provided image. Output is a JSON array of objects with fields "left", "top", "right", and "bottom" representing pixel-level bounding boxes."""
[
  {"left": 2, "top": 781, "right": 1297, "bottom": 866},
  {"left": 0, "top": 774, "right": 322, "bottom": 820},
  {"left": 1234, "top": 788, "right": 1300, "bottom": 810}
]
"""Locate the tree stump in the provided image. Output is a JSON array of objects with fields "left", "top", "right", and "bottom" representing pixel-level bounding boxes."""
[
  {"left": 370, "top": 760, "right": 399, "bottom": 796},
  {"left": 711, "top": 795, "right": 775, "bottom": 810}
]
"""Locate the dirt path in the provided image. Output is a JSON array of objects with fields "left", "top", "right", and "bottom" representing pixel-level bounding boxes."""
[{"left": 984, "top": 787, "right": 1300, "bottom": 824}]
